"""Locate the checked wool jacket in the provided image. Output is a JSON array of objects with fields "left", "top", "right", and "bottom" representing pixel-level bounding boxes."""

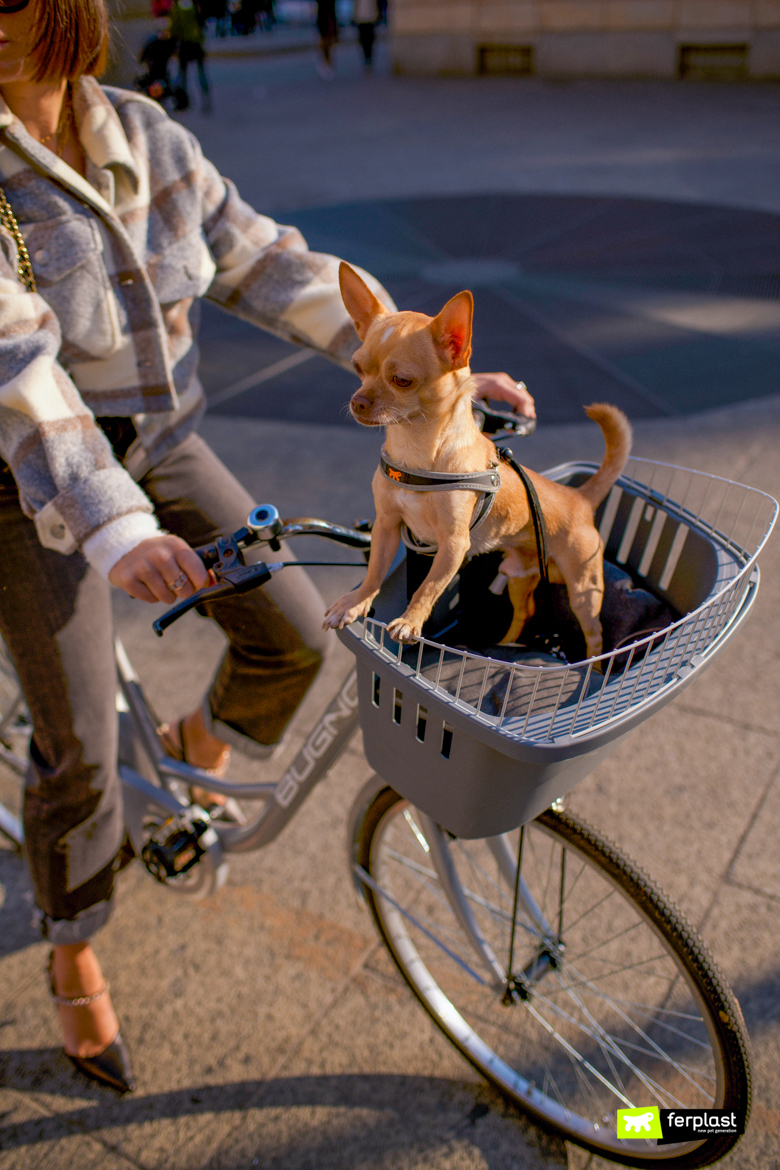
[{"left": 0, "top": 77, "right": 391, "bottom": 574}]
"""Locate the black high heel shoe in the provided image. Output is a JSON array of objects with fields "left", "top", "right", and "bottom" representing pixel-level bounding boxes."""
[{"left": 48, "top": 955, "right": 135, "bottom": 1093}]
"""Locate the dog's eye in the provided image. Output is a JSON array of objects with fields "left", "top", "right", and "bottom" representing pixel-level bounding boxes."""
[
  {"left": 392, "top": 376, "right": 413, "bottom": 388},
  {"left": 353, "top": 361, "right": 363, "bottom": 376}
]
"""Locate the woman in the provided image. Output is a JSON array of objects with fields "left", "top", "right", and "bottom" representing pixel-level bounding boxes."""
[{"left": 0, "top": 0, "right": 534, "bottom": 1094}]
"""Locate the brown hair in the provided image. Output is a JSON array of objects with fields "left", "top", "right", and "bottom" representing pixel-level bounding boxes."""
[{"left": 32, "top": 0, "right": 109, "bottom": 82}]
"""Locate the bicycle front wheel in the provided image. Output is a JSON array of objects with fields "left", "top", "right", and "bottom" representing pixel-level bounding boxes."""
[{"left": 356, "top": 787, "right": 751, "bottom": 1167}]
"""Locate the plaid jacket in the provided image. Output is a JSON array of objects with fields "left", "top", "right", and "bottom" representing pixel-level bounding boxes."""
[{"left": 0, "top": 77, "right": 390, "bottom": 571}]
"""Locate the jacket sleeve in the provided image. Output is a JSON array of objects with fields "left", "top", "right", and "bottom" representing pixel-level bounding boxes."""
[
  {"left": 197, "top": 150, "right": 396, "bottom": 367},
  {"left": 0, "top": 231, "right": 157, "bottom": 563}
]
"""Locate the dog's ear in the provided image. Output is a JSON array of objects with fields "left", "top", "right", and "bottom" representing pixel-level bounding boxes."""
[
  {"left": 430, "top": 291, "right": 473, "bottom": 370},
  {"left": 339, "top": 262, "right": 389, "bottom": 340}
]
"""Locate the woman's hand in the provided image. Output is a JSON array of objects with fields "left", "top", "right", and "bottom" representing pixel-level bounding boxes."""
[
  {"left": 471, "top": 372, "right": 536, "bottom": 419},
  {"left": 108, "top": 535, "right": 210, "bottom": 604}
]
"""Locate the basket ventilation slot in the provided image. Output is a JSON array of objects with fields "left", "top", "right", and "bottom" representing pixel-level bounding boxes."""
[
  {"left": 441, "top": 723, "right": 453, "bottom": 760},
  {"left": 393, "top": 688, "right": 403, "bottom": 724},
  {"left": 416, "top": 705, "right": 427, "bottom": 742},
  {"left": 372, "top": 673, "right": 380, "bottom": 707}
]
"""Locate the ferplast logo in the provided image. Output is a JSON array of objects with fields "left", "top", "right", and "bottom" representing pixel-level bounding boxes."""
[{"left": 616, "top": 1107, "right": 663, "bottom": 1140}]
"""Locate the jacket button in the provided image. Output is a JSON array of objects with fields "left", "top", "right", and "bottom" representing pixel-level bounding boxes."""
[
  {"left": 49, "top": 523, "right": 65, "bottom": 540},
  {"left": 34, "top": 249, "right": 48, "bottom": 263}
]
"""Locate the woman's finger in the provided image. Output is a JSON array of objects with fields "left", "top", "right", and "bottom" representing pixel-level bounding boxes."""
[
  {"left": 138, "top": 563, "right": 178, "bottom": 604},
  {"left": 122, "top": 579, "right": 158, "bottom": 604},
  {"left": 175, "top": 545, "right": 210, "bottom": 591},
  {"left": 160, "top": 560, "right": 195, "bottom": 600},
  {"left": 471, "top": 372, "right": 536, "bottom": 418}
]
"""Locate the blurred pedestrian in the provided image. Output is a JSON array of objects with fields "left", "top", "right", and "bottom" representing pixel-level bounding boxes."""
[
  {"left": 201, "top": 0, "right": 229, "bottom": 36},
  {"left": 353, "top": 0, "right": 377, "bottom": 72},
  {"left": 136, "top": 21, "right": 177, "bottom": 104},
  {"left": 170, "top": 0, "right": 211, "bottom": 111},
  {"left": 257, "top": 0, "right": 275, "bottom": 32},
  {"left": 235, "top": 0, "right": 258, "bottom": 35},
  {"left": 316, "top": 0, "right": 337, "bottom": 79}
]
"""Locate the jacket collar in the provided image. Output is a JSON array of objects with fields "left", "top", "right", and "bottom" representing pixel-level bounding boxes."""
[{"left": 0, "top": 76, "right": 139, "bottom": 215}]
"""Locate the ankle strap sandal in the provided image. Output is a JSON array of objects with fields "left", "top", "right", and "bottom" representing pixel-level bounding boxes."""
[{"left": 47, "top": 954, "right": 134, "bottom": 1093}]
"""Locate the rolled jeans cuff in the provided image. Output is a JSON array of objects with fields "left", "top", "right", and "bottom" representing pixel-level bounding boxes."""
[
  {"left": 38, "top": 898, "right": 113, "bottom": 945},
  {"left": 201, "top": 698, "right": 289, "bottom": 762}
]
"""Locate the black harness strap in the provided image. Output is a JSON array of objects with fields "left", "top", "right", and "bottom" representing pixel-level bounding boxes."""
[
  {"left": 495, "top": 446, "right": 549, "bottom": 587},
  {"left": 496, "top": 446, "right": 566, "bottom": 661}
]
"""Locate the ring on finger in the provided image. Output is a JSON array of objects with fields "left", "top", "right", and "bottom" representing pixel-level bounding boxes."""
[{"left": 167, "top": 571, "right": 189, "bottom": 592}]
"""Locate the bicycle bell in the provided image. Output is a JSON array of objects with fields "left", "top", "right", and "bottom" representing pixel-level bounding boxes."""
[{"left": 247, "top": 504, "right": 282, "bottom": 542}]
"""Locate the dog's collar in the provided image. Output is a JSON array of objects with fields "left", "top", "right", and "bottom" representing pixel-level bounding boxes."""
[{"left": 380, "top": 453, "right": 501, "bottom": 493}]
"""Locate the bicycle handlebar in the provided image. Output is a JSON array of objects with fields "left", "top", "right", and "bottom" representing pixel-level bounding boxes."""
[{"left": 152, "top": 513, "right": 371, "bottom": 636}]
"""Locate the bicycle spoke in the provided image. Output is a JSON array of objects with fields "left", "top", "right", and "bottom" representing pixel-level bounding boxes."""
[{"left": 557, "top": 965, "right": 717, "bottom": 1100}]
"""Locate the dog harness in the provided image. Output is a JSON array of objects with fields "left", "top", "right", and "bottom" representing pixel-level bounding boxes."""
[
  {"left": 380, "top": 452, "right": 502, "bottom": 554},
  {"left": 379, "top": 447, "right": 551, "bottom": 587},
  {"left": 381, "top": 445, "right": 562, "bottom": 657}
]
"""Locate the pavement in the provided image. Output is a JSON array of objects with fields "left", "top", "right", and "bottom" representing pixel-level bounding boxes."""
[{"left": 1, "top": 49, "right": 779, "bottom": 1170}]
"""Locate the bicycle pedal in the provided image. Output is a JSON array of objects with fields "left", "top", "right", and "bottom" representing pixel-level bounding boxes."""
[{"left": 141, "top": 808, "right": 212, "bottom": 883}]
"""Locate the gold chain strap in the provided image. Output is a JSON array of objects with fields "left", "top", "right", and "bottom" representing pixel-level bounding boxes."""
[{"left": 0, "top": 186, "right": 37, "bottom": 294}]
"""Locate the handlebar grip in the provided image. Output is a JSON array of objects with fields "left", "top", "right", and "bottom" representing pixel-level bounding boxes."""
[{"left": 473, "top": 406, "right": 536, "bottom": 438}]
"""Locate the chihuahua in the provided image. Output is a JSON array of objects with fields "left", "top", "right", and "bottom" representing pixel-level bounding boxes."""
[{"left": 324, "top": 263, "right": 632, "bottom": 657}]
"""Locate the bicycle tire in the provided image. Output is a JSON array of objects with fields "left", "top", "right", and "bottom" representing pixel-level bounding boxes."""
[{"left": 356, "top": 786, "right": 751, "bottom": 1167}]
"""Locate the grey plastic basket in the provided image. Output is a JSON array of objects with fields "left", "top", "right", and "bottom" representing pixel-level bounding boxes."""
[{"left": 339, "top": 458, "right": 777, "bottom": 837}]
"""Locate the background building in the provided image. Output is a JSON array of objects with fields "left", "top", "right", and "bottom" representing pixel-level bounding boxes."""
[{"left": 391, "top": 0, "right": 780, "bottom": 78}]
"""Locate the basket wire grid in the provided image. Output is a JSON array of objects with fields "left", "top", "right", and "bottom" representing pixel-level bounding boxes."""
[{"left": 356, "top": 458, "right": 778, "bottom": 748}]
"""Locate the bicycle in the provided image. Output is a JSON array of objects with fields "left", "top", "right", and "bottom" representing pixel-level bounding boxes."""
[{"left": 0, "top": 408, "right": 775, "bottom": 1168}]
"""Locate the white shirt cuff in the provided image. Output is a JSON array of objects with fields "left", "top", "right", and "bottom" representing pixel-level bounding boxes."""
[{"left": 82, "top": 512, "right": 161, "bottom": 579}]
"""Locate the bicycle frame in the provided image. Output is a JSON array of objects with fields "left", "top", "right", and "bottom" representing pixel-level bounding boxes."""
[{"left": 117, "top": 634, "right": 362, "bottom": 860}]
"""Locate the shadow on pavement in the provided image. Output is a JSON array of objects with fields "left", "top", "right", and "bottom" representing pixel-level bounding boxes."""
[{"left": 0, "top": 1066, "right": 568, "bottom": 1166}]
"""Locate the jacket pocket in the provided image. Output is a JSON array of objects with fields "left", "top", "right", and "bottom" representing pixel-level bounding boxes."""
[{"left": 23, "top": 214, "right": 121, "bottom": 360}]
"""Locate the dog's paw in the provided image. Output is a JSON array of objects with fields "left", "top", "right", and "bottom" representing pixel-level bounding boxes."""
[
  {"left": 387, "top": 616, "right": 422, "bottom": 644},
  {"left": 323, "top": 593, "right": 373, "bottom": 630}
]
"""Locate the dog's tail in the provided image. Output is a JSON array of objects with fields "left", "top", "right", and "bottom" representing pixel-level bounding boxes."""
[{"left": 577, "top": 404, "right": 633, "bottom": 510}]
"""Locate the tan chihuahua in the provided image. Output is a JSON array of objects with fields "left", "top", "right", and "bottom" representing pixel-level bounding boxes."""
[{"left": 324, "top": 263, "right": 632, "bottom": 657}]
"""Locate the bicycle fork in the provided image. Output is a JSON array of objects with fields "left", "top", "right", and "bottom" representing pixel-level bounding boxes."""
[{"left": 348, "top": 780, "right": 561, "bottom": 998}]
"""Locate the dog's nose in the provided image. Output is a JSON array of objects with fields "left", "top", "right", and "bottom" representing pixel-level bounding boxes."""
[{"left": 350, "top": 393, "right": 372, "bottom": 415}]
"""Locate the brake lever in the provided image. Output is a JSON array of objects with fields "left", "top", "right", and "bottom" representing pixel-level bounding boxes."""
[{"left": 153, "top": 560, "right": 282, "bottom": 636}]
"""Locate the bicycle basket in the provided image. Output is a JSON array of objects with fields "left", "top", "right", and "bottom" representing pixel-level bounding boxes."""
[{"left": 339, "top": 458, "right": 777, "bottom": 837}]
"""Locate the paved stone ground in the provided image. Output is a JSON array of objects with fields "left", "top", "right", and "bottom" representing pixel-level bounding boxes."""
[{"left": 0, "top": 56, "right": 779, "bottom": 1170}]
